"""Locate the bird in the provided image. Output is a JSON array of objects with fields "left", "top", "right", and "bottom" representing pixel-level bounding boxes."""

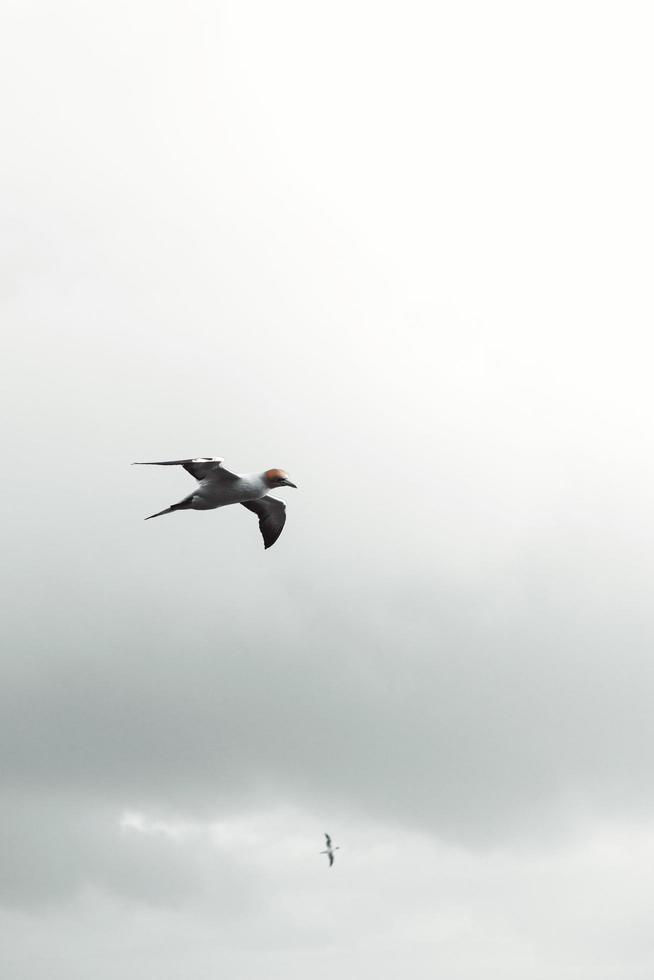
[
  {"left": 133, "top": 457, "right": 297, "bottom": 549},
  {"left": 320, "top": 832, "right": 340, "bottom": 867}
]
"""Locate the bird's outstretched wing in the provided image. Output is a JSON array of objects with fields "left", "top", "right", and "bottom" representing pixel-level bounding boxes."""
[
  {"left": 132, "top": 458, "right": 239, "bottom": 482},
  {"left": 324, "top": 833, "right": 332, "bottom": 847},
  {"left": 241, "top": 496, "right": 287, "bottom": 549},
  {"left": 328, "top": 851, "right": 334, "bottom": 867}
]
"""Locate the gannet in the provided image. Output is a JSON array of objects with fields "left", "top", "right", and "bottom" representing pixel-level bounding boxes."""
[
  {"left": 320, "top": 832, "right": 339, "bottom": 867},
  {"left": 133, "top": 457, "right": 297, "bottom": 549}
]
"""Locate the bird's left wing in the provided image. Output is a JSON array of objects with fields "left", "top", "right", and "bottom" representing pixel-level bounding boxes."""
[
  {"left": 324, "top": 833, "right": 332, "bottom": 847},
  {"left": 328, "top": 852, "right": 334, "bottom": 867},
  {"left": 133, "top": 458, "right": 239, "bottom": 482},
  {"left": 241, "top": 496, "right": 287, "bottom": 549}
]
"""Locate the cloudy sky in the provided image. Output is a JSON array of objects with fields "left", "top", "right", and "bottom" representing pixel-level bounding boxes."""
[{"left": 2, "top": 2, "right": 654, "bottom": 977}]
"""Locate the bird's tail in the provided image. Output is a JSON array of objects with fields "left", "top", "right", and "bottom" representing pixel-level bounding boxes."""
[{"left": 144, "top": 505, "right": 178, "bottom": 520}]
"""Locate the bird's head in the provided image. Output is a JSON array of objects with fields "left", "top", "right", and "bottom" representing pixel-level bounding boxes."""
[{"left": 264, "top": 468, "right": 297, "bottom": 489}]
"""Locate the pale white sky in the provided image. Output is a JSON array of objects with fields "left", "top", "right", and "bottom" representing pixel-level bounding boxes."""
[{"left": 2, "top": 2, "right": 654, "bottom": 978}]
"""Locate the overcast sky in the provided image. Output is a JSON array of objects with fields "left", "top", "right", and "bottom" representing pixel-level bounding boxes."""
[{"left": 2, "top": 2, "right": 654, "bottom": 978}]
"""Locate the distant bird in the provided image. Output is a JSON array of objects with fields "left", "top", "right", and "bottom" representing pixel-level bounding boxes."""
[
  {"left": 133, "top": 457, "right": 297, "bottom": 549},
  {"left": 320, "top": 832, "right": 339, "bottom": 867}
]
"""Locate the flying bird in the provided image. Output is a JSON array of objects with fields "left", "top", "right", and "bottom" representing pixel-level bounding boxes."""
[
  {"left": 320, "top": 832, "right": 339, "bottom": 867},
  {"left": 133, "top": 457, "right": 297, "bottom": 549}
]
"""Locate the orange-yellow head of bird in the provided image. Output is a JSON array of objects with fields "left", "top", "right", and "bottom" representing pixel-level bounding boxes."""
[{"left": 264, "top": 468, "right": 297, "bottom": 489}]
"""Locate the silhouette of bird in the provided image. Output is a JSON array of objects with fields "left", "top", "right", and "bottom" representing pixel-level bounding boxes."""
[{"left": 320, "top": 832, "right": 340, "bottom": 867}]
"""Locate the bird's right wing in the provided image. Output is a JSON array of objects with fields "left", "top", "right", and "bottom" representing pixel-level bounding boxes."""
[
  {"left": 328, "top": 852, "right": 334, "bottom": 867},
  {"left": 241, "top": 496, "right": 287, "bottom": 549},
  {"left": 133, "top": 458, "right": 239, "bottom": 482},
  {"left": 324, "top": 833, "right": 332, "bottom": 847}
]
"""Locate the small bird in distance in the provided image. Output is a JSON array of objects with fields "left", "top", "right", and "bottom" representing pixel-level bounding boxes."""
[
  {"left": 133, "top": 456, "right": 297, "bottom": 549},
  {"left": 321, "top": 832, "right": 339, "bottom": 867}
]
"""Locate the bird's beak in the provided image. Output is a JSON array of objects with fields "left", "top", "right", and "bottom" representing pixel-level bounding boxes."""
[{"left": 284, "top": 480, "right": 297, "bottom": 488}]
